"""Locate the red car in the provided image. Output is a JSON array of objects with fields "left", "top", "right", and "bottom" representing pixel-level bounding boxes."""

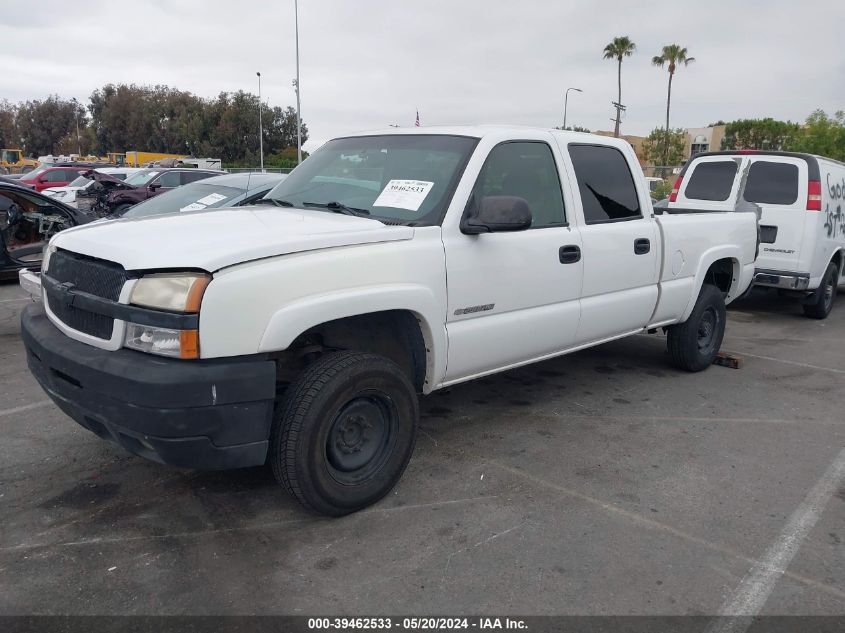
[{"left": 19, "top": 166, "right": 92, "bottom": 192}]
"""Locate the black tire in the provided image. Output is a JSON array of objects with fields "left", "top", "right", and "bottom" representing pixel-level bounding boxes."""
[
  {"left": 802, "top": 262, "right": 838, "bottom": 320},
  {"left": 270, "top": 351, "right": 418, "bottom": 516},
  {"left": 667, "top": 284, "right": 726, "bottom": 372}
]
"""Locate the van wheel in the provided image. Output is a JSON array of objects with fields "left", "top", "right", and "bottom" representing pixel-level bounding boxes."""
[
  {"left": 270, "top": 351, "right": 418, "bottom": 516},
  {"left": 803, "top": 263, "right": 838, "bottom": 319},
  {"left": 667, "top": 284, "right": 726, "bottom": 372}
]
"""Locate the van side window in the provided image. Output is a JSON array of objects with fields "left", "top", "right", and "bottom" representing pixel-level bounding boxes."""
[
  {"left": 684, "top": 161, "right": 737, "bottom": 201},
  {"left": 744, "top": 161, "right": 799, "bottom": 205},
  {"left": 569, "top": 144, "right": 641, "bottom": 224},
  {"left": 473, "top": 142, "right": 566, "bottom": 228}
]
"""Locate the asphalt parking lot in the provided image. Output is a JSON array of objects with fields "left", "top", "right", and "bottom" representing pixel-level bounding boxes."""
[{"left": 1, "top": 280, "right": 843, "bottom": 616}]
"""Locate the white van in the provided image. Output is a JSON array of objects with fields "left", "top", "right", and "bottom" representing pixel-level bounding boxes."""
[{"left": 669, "top": 151, "right": 845, "bottom": 318}]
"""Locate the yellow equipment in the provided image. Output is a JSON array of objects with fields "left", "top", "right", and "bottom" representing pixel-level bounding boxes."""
[
  {"left": 0, "top": 149, "right": 38, "bottom": 174},
  {"left": 123, "top": 151, "right": 187, "bottom": 168}
]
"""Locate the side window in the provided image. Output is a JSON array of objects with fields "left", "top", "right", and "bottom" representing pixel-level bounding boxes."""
[
  {"left": 45, "top": 170, "right": 66, "bottom": 183},
  {"left": 473, "top": 142, "right": 566, "bottom": 228},
  {"left": 744, "top": 161, "right": 799, "bottom": 205},
  {"left": 569, "top": 144, "right": 642, "bottom": 224},
  {"left": 181, "top": 171, "right": 209, "bottom": 185},
  {"left": 155, "top": 171, "right": 182, "bottom": 188},
  {"left": 683, "top": 161, "right": 738, "bottom": 201}
]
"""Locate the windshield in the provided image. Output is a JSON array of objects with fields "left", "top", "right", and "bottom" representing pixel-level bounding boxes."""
[
  {"left": 124, "top": 169, "right": 160, "bottom": 186},
  {"left": 68, "top": 175, "right": 91, "bottom": 188},
  {"left": 263, "top": 135, "right": 478, "bottom": 225},
  {"left": 22, "top": 168, "right": 47, "bottom": 181},
  {"left": 121, "top": 183, "right": 244, "bottom": 218}
]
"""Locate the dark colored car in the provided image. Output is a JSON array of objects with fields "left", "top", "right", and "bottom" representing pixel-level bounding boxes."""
[
  {"left": 77, "top": 168, "right": 224, "bottom": 216},
  {"left": 0, "top": 183, "right": 92, "bottom": 279},
  {"left": 0, "top": 175, "right": 35, "bottom": 189},
  {"left": 18, "top": 166, "right": 92, "bottom": 192},
  {"left": 118, "top": 172, "right": 287, "bottom": 219}
]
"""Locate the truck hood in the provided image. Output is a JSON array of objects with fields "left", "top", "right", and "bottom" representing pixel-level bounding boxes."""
[{"left": 51, "top": 206, "right": 415, "bottom": 271}]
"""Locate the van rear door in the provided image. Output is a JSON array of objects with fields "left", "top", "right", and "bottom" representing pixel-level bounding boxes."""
[
  {"left": 675, "top": 156, "right": 742, "bottom": 212},
  {"left": 744, "top": 156, "right": 807, "bottom": 272}
]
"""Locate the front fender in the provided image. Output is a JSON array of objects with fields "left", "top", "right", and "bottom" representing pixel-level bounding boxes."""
[{"left": 258, "top": 284, "right": 446, "bottom": 391}]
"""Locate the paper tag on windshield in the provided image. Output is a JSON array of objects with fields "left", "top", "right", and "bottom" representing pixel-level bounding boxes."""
[
  {"left": 373, "top": 180, "right": 434, "bottom": 212},
  {"left": 180, "top": 202, "right": 207, "bottom": 212},
  {"left": 196, "top": 192, "right": 228, "bottom": 206}
]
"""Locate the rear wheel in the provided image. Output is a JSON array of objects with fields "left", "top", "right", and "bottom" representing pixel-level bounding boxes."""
[
  {"left": 667, "top": 284, "right": 726, "bottom": 372},
  {"left": 269, "top": 351, "right": 418, "bottom": 516},
  {"left": 803, "top": 262, "right": 838, "bottom": 319}
]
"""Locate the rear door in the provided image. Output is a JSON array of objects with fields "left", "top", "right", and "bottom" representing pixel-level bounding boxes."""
[
  {"left": 564, "top": 143, "right": 659, "bottom": 343},
  {"left": 744, "top": 156, "right": 807, "bottom": 272},
  {"left": 675, "top": 156, "right": 743, "bottom": 212}
]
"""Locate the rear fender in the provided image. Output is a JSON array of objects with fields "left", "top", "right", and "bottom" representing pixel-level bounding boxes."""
[{"left": 681, "top": 247, "right": 743, "bottom": 321}]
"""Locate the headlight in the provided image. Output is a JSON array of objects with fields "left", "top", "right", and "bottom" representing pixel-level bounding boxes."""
[
  {"left": 129, "top": 272, "right": 210, "bottom": 312},
  {"left": 42, "top": 243, "right": 57, "bottom": 272},
  {"left": 124, "top": 272, "right": 210, "bottom": 359}
]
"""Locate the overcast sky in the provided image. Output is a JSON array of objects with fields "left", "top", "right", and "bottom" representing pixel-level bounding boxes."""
[{"left": 2, "top": 0, "right": 844, "bottom": 151}]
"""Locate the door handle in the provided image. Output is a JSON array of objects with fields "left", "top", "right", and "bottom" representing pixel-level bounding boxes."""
[
  {"left": 634, "top": 238, "right": 651, "bottom": 255},
  {"left": 559, "top": 245, "right": 581, "bottom": 264}
]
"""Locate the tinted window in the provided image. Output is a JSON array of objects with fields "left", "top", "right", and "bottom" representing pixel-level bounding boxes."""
[
  {"left": 45, "top": 170, "right": 67, "bottom": 183},
  {"left": 122, "top": 183, "right": 244, "bottom": 218},
  {"left": 155, "top": 171, "right": 181, "bottom": 188},
  {"left": 473, "top": 142, "right": 566, "bottom": 228},
  {"left": 743, "top": 161, "right": 799, "bottom": 205},
  {"left": 684, "top": 161, "right": 737, "bottom": 201},
  {"left": 181, "top": 171, "right": 212, "bottom": 184},
  {"left": 569, "top": 144, "right": 641, "bottom": 223}
]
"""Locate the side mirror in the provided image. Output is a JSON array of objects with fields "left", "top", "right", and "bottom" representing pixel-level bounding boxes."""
[
  {"left": 148, "top": 182, "right": 161, "bottom": 191},
  {"left": 461, "top": 195, "right": 532, "bottom": 235}
]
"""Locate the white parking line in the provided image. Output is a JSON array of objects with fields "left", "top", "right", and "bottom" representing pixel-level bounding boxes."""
[
  {"left": 0, "top": 400, "right": 52, "bottom": 417},
  {"left": 706, "top": 446, "right": 845, "bottom": 633},
  {"left": 0, "top": 297, "right": 30, "bottom": 303}
]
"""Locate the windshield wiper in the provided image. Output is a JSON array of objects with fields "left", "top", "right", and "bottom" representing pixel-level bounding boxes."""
[
  {"left": 303, "top": 201, "right": 371, "bottom": 217},
  {"left": 254, "top": 198, "right": 294, "bottom": 207}
]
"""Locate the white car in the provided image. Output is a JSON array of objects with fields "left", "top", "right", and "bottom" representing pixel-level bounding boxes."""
[
  {"left": 21, "top": 126, "right": 758, "bottom": 515},
  {"left": 42, "top": 167, "right": 142, "bottom": 207},
  {"left": 669, "top": 150, "right": 845, "bottom": 318}
]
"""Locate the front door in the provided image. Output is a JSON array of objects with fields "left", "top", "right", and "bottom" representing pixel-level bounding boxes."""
[{"left": 443, "top": 140, "right": 583, "bottom": 383}]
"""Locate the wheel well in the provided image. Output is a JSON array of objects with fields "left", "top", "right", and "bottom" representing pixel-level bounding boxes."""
[
  {"left": 831, "top": 250, "right": 843, "bottom": 273},
  {"left": 704, "top": 258, "right": 736, "bottom": 296},
  {"left": 274, "top": 310, "right": 428, "bottom": 392}
]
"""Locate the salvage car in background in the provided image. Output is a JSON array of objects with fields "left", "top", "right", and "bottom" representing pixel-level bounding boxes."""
[
  {"left": 0, "top": 182, "right": 91, "bottom": 279},
  {"left": 42, "top": 168, "right": 142, "bottom": 207},
  {"left": 76, "top": 168, "right": 224, "bottom": 216},
  {"left": 118, "top": 172, "right": 287, "bottom": 219},
  {"left": 18, "top": 166, "right": 92, "bottom": 192}
]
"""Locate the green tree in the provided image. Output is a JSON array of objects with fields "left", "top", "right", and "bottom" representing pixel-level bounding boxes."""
[
  {"left": 555, "top": 125, "right": 590, "bottom": 133},
  {"left": 652, "top": 44, "right": 695, "bottom": 169},
  {"left": 721, "top": 118, "right": 799, "bottom": 151},
  {"left": 0, "top": 100, "right": 18, "bottom": 149},
  {"left": 15, "top": 96, "right": 85, "bottom": 156},
  {"left": 784, "top": 110, "right": 845, "bottom": 161},
  {"left": 643, "top": 127, "right": 686, "bottom": 168},
  {"left": 603, "top": 36, "right": 636, "bottom": 138}
]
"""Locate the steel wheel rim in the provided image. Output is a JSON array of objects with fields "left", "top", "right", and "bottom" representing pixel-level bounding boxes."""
[
  {"left": 325, "top": 392, "right": 397, "bottom": 484},
  {"left": 697, "top": 306, "right": 719, "bottom": 353}
]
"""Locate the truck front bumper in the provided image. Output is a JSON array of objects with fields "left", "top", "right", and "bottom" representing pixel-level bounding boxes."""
[
  {"left": 753, "top": 269, "right": 810, "bottom": 291},
  {"left": 21, "top": 303, "right": 277, "bottom": 470}
]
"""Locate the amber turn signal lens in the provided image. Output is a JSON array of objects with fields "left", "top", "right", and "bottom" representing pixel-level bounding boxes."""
[{"left": 179, "top": 329, "right": 200, "bottom": 359}]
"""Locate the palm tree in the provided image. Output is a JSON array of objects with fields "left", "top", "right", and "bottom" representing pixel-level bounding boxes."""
[
  {"left": 652, "top": 44, "right": 695, "bottom": 169},
  {"left": 602, "top": 36, "right": 636, "bottom": 137}
]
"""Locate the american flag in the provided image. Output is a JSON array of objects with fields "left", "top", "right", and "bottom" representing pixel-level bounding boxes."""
[{"left": 415, "top": 110, "right": 420, "bottom": 127}]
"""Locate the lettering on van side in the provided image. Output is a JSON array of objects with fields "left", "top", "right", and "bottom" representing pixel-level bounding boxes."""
[
  {"left": 454, "top": 304, "right": 495, "bottom": 316},
  {"left": 824, "top": 174, "right": 845, "bottom": 238}
]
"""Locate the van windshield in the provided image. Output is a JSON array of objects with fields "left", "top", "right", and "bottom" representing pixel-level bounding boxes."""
[{"left": 263, "top": 135, "right": 478, "bottom": 226}]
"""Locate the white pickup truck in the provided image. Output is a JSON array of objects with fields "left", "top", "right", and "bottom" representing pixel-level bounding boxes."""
[{"left": 21, "top": 127, "right": 758, "bottom": 515}]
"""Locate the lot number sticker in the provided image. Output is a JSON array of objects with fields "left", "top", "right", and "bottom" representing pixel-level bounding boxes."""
[
  {"left": 196, "top": 192, "right": 229, "bottom": 206},
  {"left": 373, "top": 180, "right": 434, "bottom": 212}
]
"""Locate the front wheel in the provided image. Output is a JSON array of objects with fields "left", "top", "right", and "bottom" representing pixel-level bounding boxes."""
[
  {"left": 667, "top": 284, "right": 726, "bottom": 372},
  {"left": 803, "top": 262, "right": 838, "bottom": 319},
  {"left": 270, "top": 351, "right": 418, "bottom": 516}
]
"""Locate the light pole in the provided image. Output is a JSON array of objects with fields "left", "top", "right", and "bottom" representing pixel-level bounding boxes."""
[
  {"left": 563, "top": 87, "right": 582, "bottom": 130},
  {"left": 294, "top": 0, "right": 302, "bottom": 164},
  {"left": 256, "top": 71, "right": 264, "bottom": 172},
  {"left": 72, "top": 98, "right": 81, "bottom": 155}
]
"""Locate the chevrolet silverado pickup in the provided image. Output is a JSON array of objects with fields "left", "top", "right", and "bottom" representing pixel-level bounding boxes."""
[{"left": 21, "top": 127, "right": 758, "bottom": 515}]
